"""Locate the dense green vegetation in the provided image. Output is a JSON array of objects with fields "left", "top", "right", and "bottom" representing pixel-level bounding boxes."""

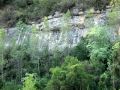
[{"left": 0, "top": 0, "right": 120, "bottom": 90}]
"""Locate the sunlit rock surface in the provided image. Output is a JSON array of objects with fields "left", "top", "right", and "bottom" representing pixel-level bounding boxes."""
[{"left": 6, "top": 11, "right": 108, "bottom": 50}]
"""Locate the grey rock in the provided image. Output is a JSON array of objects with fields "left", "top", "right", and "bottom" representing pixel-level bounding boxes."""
[{"left": 72, "top": 7, "right": 79, "bottom": 15}]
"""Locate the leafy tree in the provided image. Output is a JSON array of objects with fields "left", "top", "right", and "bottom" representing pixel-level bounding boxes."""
[
  {"left": 0, "top": 28, "right": 6, "bottom": 85},
  {"left": 36, "top": 77, "right": 48, "bottom": 90},
  {"left": 86, "top": 26, "right": 111, "bottom": 65},
  {"left": 22, "top": 73, "right": 37, "bottom": 90},
  {"left": 46, "top": 56, "right": 94, "bottom": 90},
  {"left": 98, "top": 72, "right": 111, "bottom": 90},
  {"left": 108, "top": 42, "right": 120, "bottom": 90},
  {"left": 61, "top": 10, "right": 72, "bottom": 32},
  {"left": 85, "top": 26, "right": 112, "bottom": 89},
  {"left": 43, "top": 16, "right": 50, "bottom": 31}
]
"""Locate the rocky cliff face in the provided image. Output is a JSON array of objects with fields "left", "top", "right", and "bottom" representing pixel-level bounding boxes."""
[{"left": 6, "top": 10, "right": 109, "bottom": 50}]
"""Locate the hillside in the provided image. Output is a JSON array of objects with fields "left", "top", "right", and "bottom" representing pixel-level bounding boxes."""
[{"left": 0, "top": 0, "right": 120, "bottom": 90}]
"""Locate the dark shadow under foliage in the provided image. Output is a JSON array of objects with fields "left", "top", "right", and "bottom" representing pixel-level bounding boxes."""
[{"left": 70, "top": 37, "right": 90, "bottom": 61}]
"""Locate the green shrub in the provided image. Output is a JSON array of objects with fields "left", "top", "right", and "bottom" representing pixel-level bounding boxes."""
[{"left": 22, "top": 73, "right": 37, "bottom": 90}]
